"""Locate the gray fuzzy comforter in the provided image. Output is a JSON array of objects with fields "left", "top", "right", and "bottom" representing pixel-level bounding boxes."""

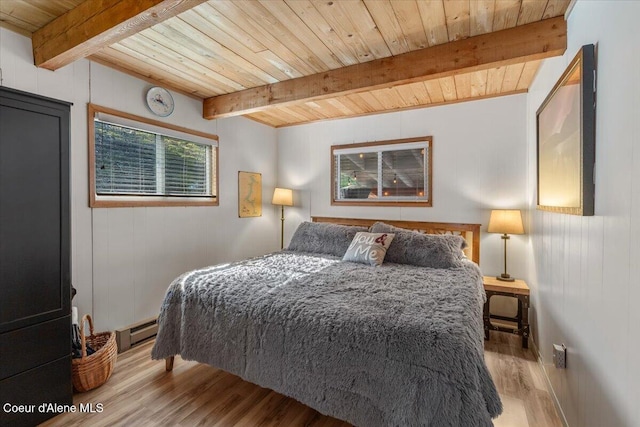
[{"left": 151, "top": 251, "right": 502, "bottom": 426}]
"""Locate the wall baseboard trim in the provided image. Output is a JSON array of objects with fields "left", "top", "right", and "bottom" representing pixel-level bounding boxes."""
[
  {"left": 530, "top": 338, "right": 570, "bottom": 427},
  {"left": 115, "top": 316, "right": 158, "bottom": 353}
]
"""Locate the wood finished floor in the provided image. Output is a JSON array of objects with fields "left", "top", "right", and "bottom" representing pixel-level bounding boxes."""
[{"left": 40, "top": 334, "right": 562, "bottom": 427}]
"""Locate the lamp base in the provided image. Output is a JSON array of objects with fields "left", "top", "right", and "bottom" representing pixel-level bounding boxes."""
[{"left": 496, "top": 274, "right": 515, "bottom": 282}]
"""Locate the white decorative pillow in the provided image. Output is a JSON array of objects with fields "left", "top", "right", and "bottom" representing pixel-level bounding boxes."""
[{"left": 342, "top": 232, "right": 395, "bottom": 266}]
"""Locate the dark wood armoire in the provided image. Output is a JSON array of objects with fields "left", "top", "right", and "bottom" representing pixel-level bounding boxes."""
[{"left": 0, "top": 87, "right": 72, "bottom": 426}]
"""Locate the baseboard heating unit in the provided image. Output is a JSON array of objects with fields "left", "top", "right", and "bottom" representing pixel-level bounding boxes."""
[{"left": 115, "top": 316, "right": 158, "bottom": 353}]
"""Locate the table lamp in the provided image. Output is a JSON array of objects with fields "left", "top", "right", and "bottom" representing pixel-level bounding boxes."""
[
  {"left": 487, "top": 209, "right": 524, "bottom": 282},
  {"left": 272, "top": 188, "right": 293, "bottom": 249}
]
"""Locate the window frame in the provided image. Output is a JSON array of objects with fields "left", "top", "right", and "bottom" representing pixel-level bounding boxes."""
[
  {"left": 88, "top": 104, "right": 219, "bottom": 208},
  {"left": 331, "top": 136, "right": 433, "bottom": 207}
]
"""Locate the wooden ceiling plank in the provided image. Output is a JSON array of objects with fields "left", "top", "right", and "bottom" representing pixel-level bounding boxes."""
[
  {"left": 32, "top": 0, "right": 207, "bottom": 70},
  {"left": 118, "top": 33, "right": 244, "bottom": 93},
  {"left": 251, "top": 109, "right": 292, "bottom": 127},
  {"left": 412, "top": 81, "right": 433, "bottom": 104},
  {"left": 276, "top": 105, "right": 318, "bottom": 122},
  {"left": 184, "top": 7, "right": 294, "bottom": 81},
  {"left": 152, "top": 18, "right": 277, "bottom": 86},
  {"left": 246, "top": 0, "right": 341, "bottom": 71},
  {"left": 362, "top": 0, "right": 410, "bottom": 55},
  {"left": 175, "top": 8, "right": 278, "bottom": 83},
  {"left": 338, "top": 94, "right": 374, "bottom": 114},
  {"left": 416, "top": 0, "right": 449, "bottom": 47},
  {"left": 454, "top": 73, "right": 472, "bottom": 99},
  {"left": 107, "top": 43, "right": 227, "bottom": 95},
  {"left": 0, "top": 1, "right": 59, "bottom": 28},
  {"left": 301, "top": 102, "right": 334, "bottom": 119},
  {"left": 395, "top": 81, "right": 432, "bottom": 106},
  {"left": 390, "top": 87, "right": 412, "bottom": 109},
  {"left": 287, "top": 104, "right": 327, "bottom": 121},
  {"left": 308, "top": 0, "right": 371, "bottom": 61},
  {"left": 492, "top": 0, "right": 521, "bottom": 31},
  {"left": 543, "top": 0, "right": 571, "bottom": 19},
  {"left": 244, "top": 112, "right": 284, "bottom": 128},
  {"left": 208, "top": 0, "right": 319, "bottom": 76},
  {"left": 203, "top": 16, "right": 566, "bottom": 119},
  {"left": 192, "top": 3, "right": 267, "bottom": 54},
  {"left": 443, "top": 0, "right": 471, "bottom": 42},
  {"left": 398, "top": 82, "right": 431, "bottom": 105},
  {"left": 142, "top": 26, "right": 252, "bottom": 88},
  {"left": 516, "top": 59, "right": 541, "bottom": 90},
  {"left": 486, "top": 66, "right": 507, "bottom": 94},
  {"left": 255, "top": 50, "right": 305, "bottom": 80},
  {"left": 257, "top": 0, "right": 344, "bottom": 69},
  {"left": 470, "top": 0, "right": 496, "bottom": 36},
  {"left": 333, "top": 0, "right": 394, "bottom": 59},
  {"left": 284, "top": 0, "right": 360, "bottom": 66},
  {"left": 246, "top": 111, "right": 288, "bottom": 127},
  {"left": 389, "top": 0, "right": 430, "bottom": 50},
  {"left": 371, "top": 88, "right": 408, "bottom": 110},
  {"left": 0, "top": 11, "right": 39, "bottom": 35},
  {"left": 439, "top": 76, "right": 458, "bottom": 101},
  {"left": 310, "top": 0, "right": 390, "bottom": 62},
  {"left": 348, "top": 92, "right": 385, "bottom": 112},
  {"left": 245, "top": 107, "right": 292, "bottom": 127},
  {"left": 470, "top": 70, "right": 489, "bottom": 97},
  {"left": 283, "top": 88, "right": 529, "bottom": 127},
  {"left": 423, "top": 80, "right": 445, "bottom": 103},
  {"left": 258, "top": 106, "right": 305, "bottom": 124},
  {"left": 517, "top": 0, "right": 548, "bottom": 25},
  {"left": 325, "top": 98, "right": 356, "bottom": 115},
  {"left": 500, "top": 63, "right": 525, "bottom": 92},
  {"left": 311, "top": 99, "right": 346, "bottom": 117},
  {"left": 21, "top": 0, "right": 83, "bottom": 19},
  {"left": 91, "top": 49, "right": 210, "bottom": 97}
]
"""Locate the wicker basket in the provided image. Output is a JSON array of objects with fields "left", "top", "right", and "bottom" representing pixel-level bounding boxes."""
[{"left": 71, "top": 314, "right": 118, "bottom": 393}]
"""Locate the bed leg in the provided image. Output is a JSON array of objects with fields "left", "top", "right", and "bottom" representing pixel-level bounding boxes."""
[{"left": 165, "top": 356, "right": 174, "bottom": 372}]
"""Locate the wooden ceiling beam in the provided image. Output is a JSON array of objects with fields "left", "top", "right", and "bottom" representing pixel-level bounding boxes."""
[
  {"left": 32, "top": 0, "right": 206, "bottom": 71},
  {"left": 203, "top": 16, "right": 566, "bottom": 120}
]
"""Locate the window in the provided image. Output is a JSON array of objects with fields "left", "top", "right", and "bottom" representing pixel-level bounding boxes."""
[
  {"left": 89, "top": 104, "right": 218, "bottom": 207},
  {"left": 331, "top": 137, "right": 432, "bottom": 206}
]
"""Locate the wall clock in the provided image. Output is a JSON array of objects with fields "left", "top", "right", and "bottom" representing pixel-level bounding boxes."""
[{"left": 146, "top": 86, "right": 174, "bottom": 117}]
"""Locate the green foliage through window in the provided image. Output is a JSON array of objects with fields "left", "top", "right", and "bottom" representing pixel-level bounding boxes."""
[{"left": 94, "top": 120, "right": 215, "bottom": 198}]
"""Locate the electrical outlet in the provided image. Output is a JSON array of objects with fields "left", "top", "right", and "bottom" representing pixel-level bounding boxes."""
[{"left": 553, "top": 344, "right": 567, "bottom": 369}]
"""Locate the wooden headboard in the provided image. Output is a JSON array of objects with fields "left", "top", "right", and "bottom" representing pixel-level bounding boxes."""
[{"left": 311, "top": 216, "right": 481, "bottom": 264}]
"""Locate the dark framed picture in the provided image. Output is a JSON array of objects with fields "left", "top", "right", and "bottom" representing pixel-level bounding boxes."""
[{"left": 536, "top": 44, "right": 596, "bottom": 216}]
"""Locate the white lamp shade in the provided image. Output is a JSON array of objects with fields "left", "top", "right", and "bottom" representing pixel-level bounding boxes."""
[
  {"left": 487, "top": 209, "right": 524, "bottom": 235},
  {"left": 272, "top": 188, "right": 293, "bottom": 206}
]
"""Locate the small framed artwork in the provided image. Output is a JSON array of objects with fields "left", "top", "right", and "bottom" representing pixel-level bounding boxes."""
[
  {"left": 238, "top": 171, "right": 262, "bottom": 217},
  {"left": 536, "top": 44, "right": 596, "bottom": 216}
]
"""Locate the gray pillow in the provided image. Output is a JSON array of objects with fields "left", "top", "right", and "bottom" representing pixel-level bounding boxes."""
[
  {"left": 286, "top": 221, "right": 368, "bottom": 257},
  {"left": 369, "top": 222, "right": 466, "bottom": 269},
  {"left": 342, "top": 232, "right": 395, "bottom": 266}
]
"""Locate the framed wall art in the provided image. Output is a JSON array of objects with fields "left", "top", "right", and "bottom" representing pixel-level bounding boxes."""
[
  {"left": 238, "top": 171, "right": 262, "bottom": 217},
  {"left": 536, "top": 44, "right": 596, "bottom": 216}
]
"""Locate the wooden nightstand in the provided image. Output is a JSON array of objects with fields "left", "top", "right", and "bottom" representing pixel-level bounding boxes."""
[{"left": 483, "top": 276, "right": 530, "bottom": 348}]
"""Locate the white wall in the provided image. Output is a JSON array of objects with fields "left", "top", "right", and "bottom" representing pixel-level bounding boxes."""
[
  {"left": 277, "top": 95, "right": 529, "bottom": 278},
  {"left": 526, "top": 2, "right": 640, "bottom": 426},
  {"left": 0, "top": 28, "right": 279, "bottom": 331},
  {"left": 8, "top": 8, "right": 637, "bottom": 422}
]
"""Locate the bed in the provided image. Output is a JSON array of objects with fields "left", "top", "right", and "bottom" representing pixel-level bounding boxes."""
[{"left": 151, "top": 217, "right": 502, "bottom": 426}]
